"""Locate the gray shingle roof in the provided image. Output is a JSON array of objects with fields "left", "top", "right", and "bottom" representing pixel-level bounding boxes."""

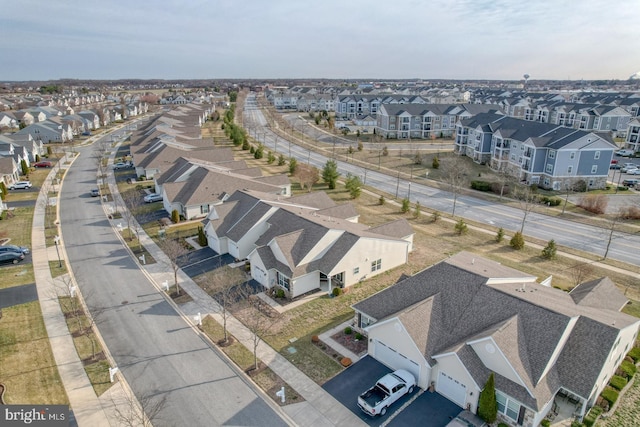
[{"left": 569, "top": 277, "right": 629, "bottom": 312}]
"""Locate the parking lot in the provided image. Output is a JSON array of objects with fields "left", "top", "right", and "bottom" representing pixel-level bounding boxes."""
[{"left": 322, "top": 356, "right": 462, "bottom": 427}]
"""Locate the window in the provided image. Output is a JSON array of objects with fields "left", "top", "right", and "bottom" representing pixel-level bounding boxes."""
[
  {"left": 570, "top": 152, "right": 576, "bottom": 160},
  {"left": 568, "top": 166, "right": 573, "bottom": 174},
  {"left": 353, "top": 266, "right": 359, "bottom": 275},
  {"left": 591, "top": 165, "right": 598, "bottom": 174},
  {"left": 371, "top": 259, "right": 382, "bottom": 272},
  {"left": 595, "top": 151, "right": 600, "bottom": 160},
  {"left": 200, "top": 204, "right": 209, "bottom": 214},
  {"left": 496, "top": 392, "right": 522, "bottom": 422},
  {"left": 549, "top": 150, "right": 556, "bottom": 159},
  {"left": 277, "top": 271, "right": 290, "bottom": 290},
  {"left": 546, "top": 164, "right": 553, "bottom": 173},
  {"left": 360, "top": 314, "right": 373, "bottom": 328}
]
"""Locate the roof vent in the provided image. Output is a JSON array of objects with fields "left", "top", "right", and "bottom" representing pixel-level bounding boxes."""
[{"left": 471, "top": 258, "right": 475, "bottom": 265}]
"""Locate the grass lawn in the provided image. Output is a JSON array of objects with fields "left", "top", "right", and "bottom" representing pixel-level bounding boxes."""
[
  {"left": 0, "top": 206, "right": 34, "bottom": 249},
  {"left": 200, "top": 316, "right": 302, "bottom": 405},
  {"left": 59, "top": 297, "right": 112, "bottom": 396},
  {"left": 600, "top": 374, "right": 640, "bottom": 427},
  {"left": 118, "top": 230, "right": 156, "bottom": 265},
  {"left": 0, "top": 264, "right": 35, "bottom": 289},
  {"left": 0, "top": 301, "right": 68, "bottom": 404},
  {"left": 49, "top": 261, "right": 68, "bottom": 278}
]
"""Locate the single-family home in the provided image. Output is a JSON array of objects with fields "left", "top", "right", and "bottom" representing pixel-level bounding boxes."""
[
  {"left": 352, "top": 251, "right": 639, "bottom": 427},
  {"left": 205, "top": 189, "right": 414, "bottom": 298}
]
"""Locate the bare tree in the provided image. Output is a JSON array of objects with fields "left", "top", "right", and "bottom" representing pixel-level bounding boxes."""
[
  {"left": 203, "top": 265, "right": 245, "bottom": 345},
  {"left": 440, "top": 156, "right": 471, "bottom": 217},
  {"left": 119, "top": 188, "right": 143, "bottom": 241},
  {"left": 236, "top": 282, "right": 281, "bottom": 371},
  {"left": 112, "top": 388, "right": 167, "bottom": 427},
  {"left": 93, "top": 140, "right": 111, "bottom": 192},
  {"left": 603, "top": 210, "right": 624, "bottom": 259},
  {"left": 567, "top": 262, "right": 595, "bottom": 288},
  {"left": 512, "top": 184, "right": 539, "bottom": 233},
  {"left": 158, "top": 239, "right": 189, "bottom": 296},
  {"left": 293, "top": 163, "right": 319, "bottom": 192}
]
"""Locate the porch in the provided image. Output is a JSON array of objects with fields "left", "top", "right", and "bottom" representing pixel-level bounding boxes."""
[
  {"left": 319, "top": 271, "right": 344, "bottom": 294},
  {"left": 547, "top": 390, "right": 585, "bottom": 427}
]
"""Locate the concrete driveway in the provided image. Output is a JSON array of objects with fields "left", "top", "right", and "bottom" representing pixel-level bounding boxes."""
[{"left": 322, "top": 355, "right": 417, "bottom": 426}]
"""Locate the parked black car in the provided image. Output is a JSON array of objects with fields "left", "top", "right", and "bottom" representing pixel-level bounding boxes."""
[{"left": 0, "top": 251, "right": 25, "bottom": 264}]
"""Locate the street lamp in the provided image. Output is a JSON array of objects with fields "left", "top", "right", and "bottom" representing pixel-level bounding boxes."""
[{"left": 53, "top": 235, "right": 61, "bottom": 268}]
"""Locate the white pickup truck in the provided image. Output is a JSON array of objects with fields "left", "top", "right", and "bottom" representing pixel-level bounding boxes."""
[{"left": 357, "top": 369, "right": 416, "bottom": 416}]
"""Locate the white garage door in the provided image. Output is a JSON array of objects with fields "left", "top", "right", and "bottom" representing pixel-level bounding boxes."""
[
  {"left": 374, "top": 340, "right": 420, "bottom": 381},
  {"left": 437, "top": 371, "right": 466, "bottom": 407}
]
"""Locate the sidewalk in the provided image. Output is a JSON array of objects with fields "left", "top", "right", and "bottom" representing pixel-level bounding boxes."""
[
  {"left": 32, "top": 161, "right": 135, "bottom": 426},
  {"left": 105, "top": 145, "right": 365, "bottom": 426}
]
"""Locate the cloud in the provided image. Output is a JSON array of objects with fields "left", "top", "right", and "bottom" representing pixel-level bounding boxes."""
[{"left": 1, "top": 0, "right": 639, "bottom": 80}]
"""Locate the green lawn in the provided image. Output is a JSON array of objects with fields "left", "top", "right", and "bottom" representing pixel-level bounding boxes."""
[
  {"left": 0, "top": 206, "right": 34, "bottom": 249},
  {"left": 0, "top": 301, "right": 69, "bottom": 404}
]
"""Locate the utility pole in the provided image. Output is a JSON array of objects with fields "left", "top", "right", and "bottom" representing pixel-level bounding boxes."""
[{"left": 395, "top": 171, "right": 400, "bottom": 199}]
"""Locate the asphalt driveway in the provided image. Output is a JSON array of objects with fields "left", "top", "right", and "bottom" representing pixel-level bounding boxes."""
[
  {"left": 177, "top": 247, "right": 235, "bottom": 277},
  {"left": 323, "top": 355, "right": 412, "bottom": 426},
  {"left": 323, "top": 355, "right": 462, "bottom": 426}
]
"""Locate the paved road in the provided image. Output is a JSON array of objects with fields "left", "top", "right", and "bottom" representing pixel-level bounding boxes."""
[
  {"left": 59, "top": 136, "right": 287, "bottom": 426},
  {"left": 243, "top": 94, "right": 640, "bottom": 265}
]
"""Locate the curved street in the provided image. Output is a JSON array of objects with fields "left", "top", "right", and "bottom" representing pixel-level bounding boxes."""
[
  {"left": 243, "top": 94, "right": 640, "bottom": 266},
  {"left": 58, "top": 132, "right": 288, "bottom": 426}
]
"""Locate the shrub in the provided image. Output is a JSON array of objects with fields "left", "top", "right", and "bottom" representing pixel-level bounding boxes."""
[
  {"left": 432, "top": 156, "right": 439, "bottom": 169},
  {"left": 510, "top": 232, "right": 525, "bottom": 250},
  {"left": 47, "top": 146, "right": 53, "bottom": 156},
  {"left": 454, "top": 219, "right": 468, "bottom": 235},
  {"left": 413, "top": 201, "right": 421, "bottom": 218},
  {"left": 355, "top": 333, "right": 363, "bottom": 340},
  {"left": 498, "top": 424, "right": 510, "bottom": 427},
  {"left": 496, "top": 227, "right": 504, "bottom": 243},
  {"left": 401, "top": 198, "right": 410, "bottom": 213},
  {"left": 627, "top": 347, "right": 640, "bottom": 363},
  {"left": 583, "top": 406, "right": 603, "bottom": 427},
  {"left": 620, "top": 360, "right": 637, "bottom": 379},
  {"left": 541, "top": 196, "right": 562, "bottom": 206},
  {"left": 171, "top": 209, "right": 180, "bottom": 224},
  {"left": 541, "top": 240, "right": 557, "bottom": 259},
  {"left": 0, "top": 182, "right": 6, "bottom": 201},
  {"left": 249, "top": 145, "right": 255, "bottom": 154},
  {"left": 378, "top": 195, "right": 385, "bottom": 205},
  {"left": 600, "top": 387, "right": 619, "bottom": 407},
  {"left": 595, "top": 396, "right": 610, "bottom": 411},
  {"left": 382, "top": 146, "right": 389, "bottom": 156},
  {"left": 275, "top": 288, "right": 285, "bottom": 299},
  {"left": 242, "top": 139, "right": 250, "bottom": 150},
  {"left": 577, "top": 194, "right": 608, "bottom": 214},
  {"left": 278, "top": 154, "right": 286, "bottom": 166},
  {"left": 432, "top": 211, "right": 441, "bottom": 222},
  {"left": 573, "top": 180, "right": 587, "bottom": 192},
  {"left": 620, "top": 206, "right": 640, "bottom": 220},
  {"left": 478, "top": 373, "right": 497, "bottom": 423},
  {"left": 254, "top": 145, "right": 264, "bottom": 159},
  {"left": 609, "top": 375, "right": 627, "bottom": 391},
  {"left": 341, "top": 357, "right": 352, "bottom": 367},
  {"left": 197, "top": 226, "right": 207, "bottom": 247},
  {"left": 344, "top": 326, "right": 352, "bottom": 335},
  {"left": 332, "top": 287, "right": 342, "bottom": 297},
  {"left": 288, "top": 157, "right": 298, "bottom": 174},
  {"left": 267, "top": 151, "right": 275, "bottom": 164},
  {"left": 471, "top": 180, "right": 492, "bottom": 191},
  {"left": 541, "top": 420, "right": 550, "bottom": 427},
  {"left": 357, "top": 141, "right": 363, "bottom": 151}
]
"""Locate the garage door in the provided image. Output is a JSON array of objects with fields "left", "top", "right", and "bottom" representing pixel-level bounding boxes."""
[
  {"left": 437, "top": 371, "right": 466, "bottom": 408},
  {"left": 374, "top": 340, "right": 420, "bottom": 381}
]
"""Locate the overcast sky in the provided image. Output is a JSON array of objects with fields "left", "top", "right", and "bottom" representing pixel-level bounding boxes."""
[{"left": 2, "top": 0, "right": 639, "bottom": 82}]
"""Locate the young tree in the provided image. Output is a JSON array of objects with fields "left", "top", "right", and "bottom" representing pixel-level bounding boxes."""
[
  {"left": 288, "top": 157, "right": 298, "bottom": 174},
  {"left": 294, "top": 163, "right": 319, "bottom": 192},
  {"left": 541, "top": 239, "right": 557, "bottom": 259},
  {"left": 413, "top": 201, "right": 421, "bottom": 218},
  {"left": 568, "top": 262, "right": 594, "bottom": 287},
  {"left": 204, "top": 266, "right": 244, "bottom": 345},
  {"left": 478, "top": 373, "right": 498, "bottom": 424},
  {"left": 603, "top": 210, "right": 623, "bottom": 259},
  {"left": 197, "top": 226, "right": 207, "bottom": 247},
  {"left": 112, "top": 387, "right": 167, "bottom": 427},
  {"left": 344, "top": 173, "right": 362, "bottom": 199},
  {"left": 378, "top": 195, "right": 386, "bottom": 205},
  {"left": 322, "top": 160, "right": 340, "bottom": 189},
  {"left": 277, "top": 154, "right": 286, "bottom": 166},
  {"left": 440, "top": 156, "right": 471, "bottom": 217},
  {"left": 401, "top": 198, "right": 410, "bottom": 213},
  {"left": 495, "top": 227, "right": 505, "bottom": 243},
  {"left": 120, "top": 188, "right": 143, "bottom": 241},
  {"left": 513, "top": 184, "right": 539, "bottom": 233},
  {"left": 20, "top": 159, "right": 29, "bottom": 176},
  {"left": 510, "top": 231, "right": 525, "bottom": 250},
  {"left": 158, "top": 239, "right": 189, "bottom": 296},
  {"left": 432, "top": 156, "right": 440, "bottom": 169},
  {"left": 454, "top": 219, "right": 468, "bottom": 235}
]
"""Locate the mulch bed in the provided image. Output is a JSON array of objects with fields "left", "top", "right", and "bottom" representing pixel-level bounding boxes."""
[
  {"left": 81, "top": 351, "right": 106, "bottom": 366},
  {"left": 330, "top": 331, "right": 368, "bottom": 356}
]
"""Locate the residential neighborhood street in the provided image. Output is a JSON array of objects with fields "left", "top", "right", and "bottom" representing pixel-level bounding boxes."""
[{"left": 58, "top": 135, "right": 289, "bottom": 426}]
